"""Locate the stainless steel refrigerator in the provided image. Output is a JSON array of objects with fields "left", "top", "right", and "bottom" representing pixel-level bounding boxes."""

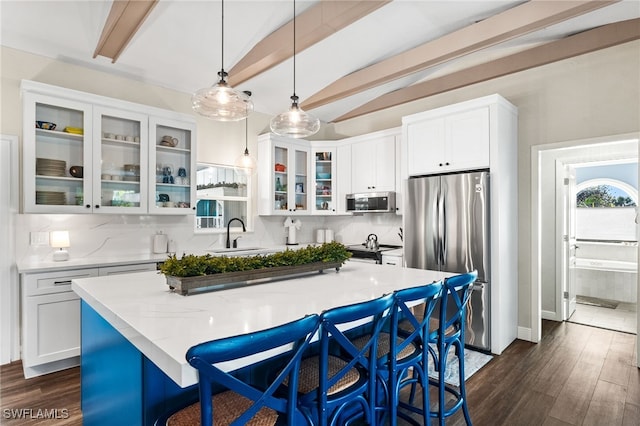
[{"left": 405, "top": 170, "right": 491, "bottom": 352}]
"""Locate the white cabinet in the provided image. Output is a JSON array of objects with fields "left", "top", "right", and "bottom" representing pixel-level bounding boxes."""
[
  {"left": 149, "top": 117, "right": 197, "bottom": 215},
  {"left": 404, "top": 105, "right": 489, "bottom": 176},
  {"left": 22, "top": 268, "right": 99, "bottom": 378},
  {"left": 258, "top": 134, "right": 311, "bottom": 215},
  {"left": 22, "top": 92, "right": 94, "bottom": 213},
  {"left": 21, "top": 80, "right": 196, "bottom": 215},
  {"left": 381, "top": 250, "right": 403, "bottom": 267},
  {"left": 349, "top": 129, "right": 399, "bottom": 193},
  {"left": 311, "top": 146, "right": 338, "bottom": 214},
  {"left": 21, "top": 262, "right": 158, "bottom": 378},
  {"left": 401, "top": 94, "right": 519, "bottom": 354}
]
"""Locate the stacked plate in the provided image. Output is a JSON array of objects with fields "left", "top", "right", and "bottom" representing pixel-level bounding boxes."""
[
  {"left": 36, "top": 191, "right": 66, "bottom": 205},
  {"left": 36, "top": 158, "right": 66, "bottom": 177}
]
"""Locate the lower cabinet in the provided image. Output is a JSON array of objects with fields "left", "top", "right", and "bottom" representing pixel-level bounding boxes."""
[
  {"left": 21, "top": 262, "right": 158, "bottom": 378},
  {"left": 381, "top": 250, "right": 404, "bottom": 267}
]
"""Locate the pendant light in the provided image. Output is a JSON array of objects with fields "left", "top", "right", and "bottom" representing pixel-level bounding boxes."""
[
  {"left": 270, "top": 0, "right": 320, "bottom": 138},
  {"left": 192, "top": 0, "right": 253, "bottom": 121},
  {"left": 234, "top": 92, "right": 256, "bottom": 177}
]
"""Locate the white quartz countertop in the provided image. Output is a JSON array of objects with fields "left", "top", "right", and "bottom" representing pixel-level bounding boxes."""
[
  {"left": 72, "top": 261, "right": 449, "bottom": 388},
  {"left": 17, "top": 243, "right": 316, "bottom": 274}
]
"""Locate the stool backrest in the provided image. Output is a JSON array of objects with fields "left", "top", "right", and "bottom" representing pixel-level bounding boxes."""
[
  {"left": 393, "top": 281, "right": 443, "bottom": 357},
  {"left": 439, "top": 271, "right": 477, "bottom": 339},
  {"left": 186, "top": 314, "right": 320, "bottom": 426}
]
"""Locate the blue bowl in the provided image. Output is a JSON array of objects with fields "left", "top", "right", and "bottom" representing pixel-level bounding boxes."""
[{"left": 316, "top": 172, "right": 331, "bottom": 179}]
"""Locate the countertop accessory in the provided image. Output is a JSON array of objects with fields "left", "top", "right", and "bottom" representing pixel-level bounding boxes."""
[
  {"left": 160, "top": 136, "right": 179, "bottom": 147},
  {"left": 365, "top": 233, "right": 379, "bottom": 250},
  {"left": 284, "top": 217, "right": 301, "bottom": 245},
  {"left": 153, "top": 231, "right": 168, "bottom": 254},
  {"left": 191, "top": 0, "right": 253, "bottom": 121},
  {"left": 63, "top": 126, "right": 83, "bottom": 135},
  {"left": 50, "top": 230, "right": 70, "bottom": 261},
  {"left": 270, "top": 0, "right": 320, "bottom": 138}
]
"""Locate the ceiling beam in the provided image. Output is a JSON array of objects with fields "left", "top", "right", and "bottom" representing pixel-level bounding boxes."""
[
  {"left": 227, "top": 0, "right": 391, "bottom": 87},
  {"left": 93, "top": 0, "right": 158, "bottom": 63},
  {"left": 334, "top": 18, "right": 640, "bottom": 122},
  {"left": 302, "top": 0, "right": 619, "bottom": 112}
]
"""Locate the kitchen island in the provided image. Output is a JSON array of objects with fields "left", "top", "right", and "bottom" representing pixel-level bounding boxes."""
[{"left": 72, "top": 261, "right": 450, "bottom": 425}]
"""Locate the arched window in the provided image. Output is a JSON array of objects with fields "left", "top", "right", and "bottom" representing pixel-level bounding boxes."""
[{"left": 576, "top": 178, "right": 637, "bottom": 207}]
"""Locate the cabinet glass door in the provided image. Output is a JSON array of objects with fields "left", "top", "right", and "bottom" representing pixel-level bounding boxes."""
[
  {"left": 313, "top": 149, "right": 335, "bottom": 213},
  {"left": 23, "top": 93, "right": 93, "bottom": 213},
  {"left": 274, "top": 145, "right": 288, "bottom": 212},
  {"left": 293, "top": 148, "right": 308, "bottom": 213},
  {"left": 149, "top": 117, "right": 196, "bottom": 214},
  {"left": 94, "top": 107, "right": 148, "bottom": 213}
]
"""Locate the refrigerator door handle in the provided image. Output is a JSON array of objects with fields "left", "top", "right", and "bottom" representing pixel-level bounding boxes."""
[
  {"left": 437, "top": 186, "right": 445, "bottom": 268},
  {"left": 441, "top": 192, "right": 447, "bottom": 267}
]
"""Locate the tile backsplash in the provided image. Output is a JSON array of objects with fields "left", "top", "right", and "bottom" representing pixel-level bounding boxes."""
[{"left": 15, "top": 213, "right": 403, "bottom": 265}]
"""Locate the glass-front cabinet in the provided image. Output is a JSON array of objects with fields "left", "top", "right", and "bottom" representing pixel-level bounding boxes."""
[
  {"left": 311, "top": 146, "right": 337, "bottom": 214},
  {"left": 257, "top": 134, "right": 310, "bottom": 215},
  {"left": 23, "top": 93, "right": 94, "bottom": 213},
  {"left": 22, "top": 80, "right": 196, "bottom": 215},
  {"left": 149, "top": 117, "right": 196, "bottom": 215},
  {"left": 92, "top": 106, "right": 148, "bottom": 214}
]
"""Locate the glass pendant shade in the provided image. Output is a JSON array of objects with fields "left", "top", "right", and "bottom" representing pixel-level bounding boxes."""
[
  {"left": 192, "top": 72, "right": 254, "bottom": 121},
  {"left": 271, "top": 95, "right": 320, "bottom": 138},
  {"left": 234, "top": 147, "right": 257, "bottom": 177}
]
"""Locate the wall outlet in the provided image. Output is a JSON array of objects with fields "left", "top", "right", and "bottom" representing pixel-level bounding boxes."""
[{"left": 30, "top": 231, "right": 49, "bottom": 246}]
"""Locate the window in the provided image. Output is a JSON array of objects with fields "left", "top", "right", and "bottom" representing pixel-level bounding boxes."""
[
  {"left": 576, "top": 179, "right": 637, "bottom": 208},
  {"left": 195, "top": 164, "right": 251, "bottom": 233}
]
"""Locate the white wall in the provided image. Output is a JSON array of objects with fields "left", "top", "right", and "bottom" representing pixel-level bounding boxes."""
[{"left": 2, "top": 39, "right": 640, "bottom": 334}]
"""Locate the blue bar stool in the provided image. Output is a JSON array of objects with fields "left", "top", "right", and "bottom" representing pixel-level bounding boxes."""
[
  {"left": 428, "top": 271, "right": 477, "bottom": 426},
  {"left": 389, "top": 281, "right": 443, "bottom": 425},
  {"left": 293, "top": 293, "right": 396, "bottom": 426},
  {"left": 156, "top": 313, "right": 320, "bottom": 426}
]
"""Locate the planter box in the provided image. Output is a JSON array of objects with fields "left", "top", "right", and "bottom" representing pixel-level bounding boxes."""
[{"left": 165, "top": 261, "right": 342, "bottom": 295}]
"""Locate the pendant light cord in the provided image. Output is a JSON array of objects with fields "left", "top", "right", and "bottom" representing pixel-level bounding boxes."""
[
  {"left": 292, "top": 0, "right": 296, "bottom": 97},
  {"left": 220, "top": 0, "right": 225, "bottom": 79}
]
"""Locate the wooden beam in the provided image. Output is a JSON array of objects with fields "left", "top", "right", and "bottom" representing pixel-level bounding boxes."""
[
  {"left": 302, "top": 0, "right": 619, "bottom": 112},
  {"left": 227, "top": 0, "right": 390, "bottom": 87},
  {"left": 334, "top": 18, "right": 640, "bottom": 122},
  {"left": 93, "top": 0, "right": 158, "bottom": 63}
]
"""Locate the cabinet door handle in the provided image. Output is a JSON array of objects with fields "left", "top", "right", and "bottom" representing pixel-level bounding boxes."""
[
  {"left": 95, "top": 205, "right": 100, "bottom": 209},
  {"left": 439, "top": 163, "right": 443, "bottom": 167},
  {"left": 85, "top": 204, "right": 91, "bottom": 209},
  {"left": 53, "top": 280, "right": 72, "bottom": 286},
  {"left": 445, "top": 162, "right": 450, "bottom": 166}
]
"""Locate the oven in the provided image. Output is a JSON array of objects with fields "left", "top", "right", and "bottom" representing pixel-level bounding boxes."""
[{"left": 346, "top": 244, "right": 402, "bottom": 264}]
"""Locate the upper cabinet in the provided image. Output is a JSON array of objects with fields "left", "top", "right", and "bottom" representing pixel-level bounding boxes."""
[
  {"left": 349, "top": 128, "right": 399, "bottom": 193},
  {"left": 404, "top": 106, "right": 489, "bottom": 176},
  {"left": 257, "top": 134, "right": 310, "bottom": 216},
  {"left": 22, "top": 80, "right": 196, "bottom": 215},
  {"left": 148, "top": 117, "right": 196, "bottom": 215},
  {"left": 311, "top": 145, "right": 337, "bottom": 214}
]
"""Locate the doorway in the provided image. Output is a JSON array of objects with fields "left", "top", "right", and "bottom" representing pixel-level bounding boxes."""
[
  {"left": 531, "top": 133, "right": 640, "bottom": 368},
  {"left": 560, "top": 160, "right": 638, "bottom": 334}
]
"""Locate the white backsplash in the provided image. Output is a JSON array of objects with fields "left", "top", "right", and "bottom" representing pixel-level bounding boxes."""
[{"left": 15, "top": 213, "right": 403, "bottom": 265}]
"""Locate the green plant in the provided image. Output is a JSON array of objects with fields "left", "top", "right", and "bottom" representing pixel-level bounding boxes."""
[{"left": 159, "top": 242, "right": 352, "bottom": 277}]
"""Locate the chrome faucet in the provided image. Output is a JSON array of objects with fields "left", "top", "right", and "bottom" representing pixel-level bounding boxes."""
[{"left": 226, "top": 218, "right": 246, "bottom": 248}]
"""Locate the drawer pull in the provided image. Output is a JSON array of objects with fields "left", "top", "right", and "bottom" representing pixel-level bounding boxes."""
[{"left": 53, "top": 280, "right": 72, "bottom": 286}]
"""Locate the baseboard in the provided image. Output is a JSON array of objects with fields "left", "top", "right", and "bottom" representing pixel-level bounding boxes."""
[
  {"left": 22, "top": 356, "right": 80, "bottom": 379},
  {"left": 517, "top": 326, "right": 532, "bottom": 342},
  {"left": 541, "top": 310, "right": 559, "bottom": 321}
]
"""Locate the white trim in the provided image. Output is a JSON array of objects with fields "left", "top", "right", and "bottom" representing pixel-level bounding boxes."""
[
  {"left": 541, "top": 310, "right": 561, "bottom": 321},
  {"left": 531, "top": 132, "right": 639, "bottom": 354},
  {"left": 517, "top": 326, "right": 532, "bottom": 342},
  {"left": 0, "top": 134, "right": 20, "bottom": 364}
]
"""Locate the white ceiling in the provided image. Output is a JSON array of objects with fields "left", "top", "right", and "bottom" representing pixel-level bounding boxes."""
[{"left": 1, "top": 0, "right": 639, "bottom": 124}]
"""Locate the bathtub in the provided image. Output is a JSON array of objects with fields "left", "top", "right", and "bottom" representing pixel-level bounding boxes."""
[{"left": 574, "top": 241, "right": 637, "bottom": 304}]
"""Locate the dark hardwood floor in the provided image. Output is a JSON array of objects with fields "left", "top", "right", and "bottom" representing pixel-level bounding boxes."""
[{"left": 1, "top": 320, "right": 638, "bottom": 425}]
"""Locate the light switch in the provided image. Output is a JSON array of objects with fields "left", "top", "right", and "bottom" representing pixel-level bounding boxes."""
[{"left": 30, "top": 231, "right": 49, "bottom": 246}]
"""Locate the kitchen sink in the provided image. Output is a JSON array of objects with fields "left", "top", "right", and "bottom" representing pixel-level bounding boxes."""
[{"left": 207, "top": 247, "right": 265, "bottom": 254}]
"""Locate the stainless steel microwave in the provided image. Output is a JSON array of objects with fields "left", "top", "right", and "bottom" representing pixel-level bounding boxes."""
[{"left": 346, "top": 192, "right": 396, "bottom": 213}]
